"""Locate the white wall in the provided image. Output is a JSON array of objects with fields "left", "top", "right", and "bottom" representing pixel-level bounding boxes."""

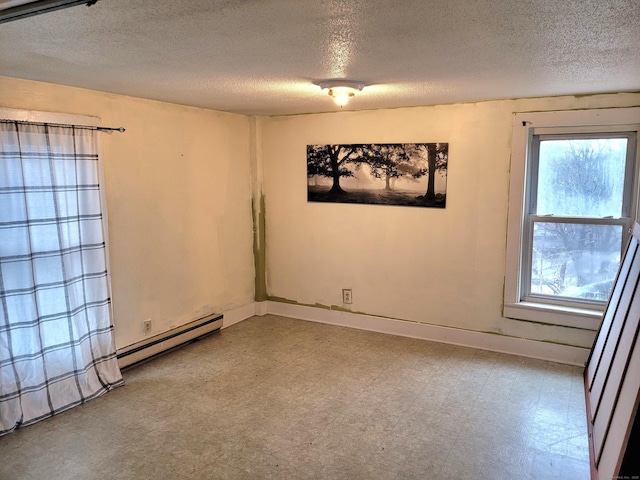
[
  {"left": 260, "top": 93, "right": 640, "bottom": 350},
  {"left": 0, "top": 76, "right": 256, "bottom": 348}
]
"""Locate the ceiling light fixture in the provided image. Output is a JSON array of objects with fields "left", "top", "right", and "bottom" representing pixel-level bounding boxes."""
[
  {"left": 317, "top": 79, "right": 365, "bottom": 107},
  {"left": 0, "top": 0, "right": 99, "bottom": 24}
]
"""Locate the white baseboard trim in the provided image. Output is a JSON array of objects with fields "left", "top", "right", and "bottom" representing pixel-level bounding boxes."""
[
  {"left": 221, "top": 302, "right": 260, "bottom": 328},
  {"left": 262, "top": 301, "right": 589, "bottom": 366},
  {"left": 255, "top": 301, "right": 268, "bottom": 316}
]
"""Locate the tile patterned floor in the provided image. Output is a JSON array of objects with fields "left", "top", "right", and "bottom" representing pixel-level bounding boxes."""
[{"left": 0, "top": 315, "right": 590, "bottom": 479}]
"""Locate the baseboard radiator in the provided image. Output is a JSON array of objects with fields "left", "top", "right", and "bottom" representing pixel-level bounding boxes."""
[{"left": 116, "top": 313, "right": 223, "bottom": 369}]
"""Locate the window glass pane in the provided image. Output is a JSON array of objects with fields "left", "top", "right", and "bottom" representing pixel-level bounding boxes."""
[
  {"left": 530, "top": 222, "right": 622, "bottom": 301},
  {"left": 537, "top": 138, "right": 628, "bottom": 217}
]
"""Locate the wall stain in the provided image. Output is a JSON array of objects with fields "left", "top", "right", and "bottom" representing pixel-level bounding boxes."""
[
  {"left": 262, "top": 297, "right": 591, "bottom": 349},
  {"left": 252, "top": 194, "right": 267, "bottom": 301}
]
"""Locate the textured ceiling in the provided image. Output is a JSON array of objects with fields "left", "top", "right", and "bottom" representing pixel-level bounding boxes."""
[{"left": 0, "top": 0, "right": 639, "bottom": 116}]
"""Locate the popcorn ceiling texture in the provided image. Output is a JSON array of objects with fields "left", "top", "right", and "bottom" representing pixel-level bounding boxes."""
[{"left": 0, "top": 0, "right": 638, "bottom": 115}]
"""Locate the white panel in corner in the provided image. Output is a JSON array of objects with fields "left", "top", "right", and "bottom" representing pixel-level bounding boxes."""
[{"left": 585, "top": 222, "right": 640, "bottom": 480}]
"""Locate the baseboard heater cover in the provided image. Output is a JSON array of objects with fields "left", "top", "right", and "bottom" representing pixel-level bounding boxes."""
[{"left": 116, "top": 313, "right": 223, "bottom": 368}]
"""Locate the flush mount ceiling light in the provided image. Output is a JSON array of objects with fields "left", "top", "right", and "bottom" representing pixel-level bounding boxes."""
[
  {"left": 317, "top": 79, "right": 366, "bottom": 107},
  {"left": 0, "top": 0, "right": 99, "bottom": 24}
]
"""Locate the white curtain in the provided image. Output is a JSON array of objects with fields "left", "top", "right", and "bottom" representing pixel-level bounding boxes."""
[{"left": 0, "top": 121, "right": 123, "bottom": 435}]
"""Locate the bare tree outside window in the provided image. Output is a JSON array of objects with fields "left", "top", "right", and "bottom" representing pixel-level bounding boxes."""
[{"left": 529, "top": 137, "right": 629, "bottom": 302}]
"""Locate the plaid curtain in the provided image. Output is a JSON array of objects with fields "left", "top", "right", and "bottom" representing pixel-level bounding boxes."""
[{"left": 0, "top": 121, "right": 123, "bottom": 435}]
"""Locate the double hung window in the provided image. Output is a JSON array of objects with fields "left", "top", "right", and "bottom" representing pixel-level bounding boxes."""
[{"left": 505, "top": 108, "right": 640, "bottom": 329}]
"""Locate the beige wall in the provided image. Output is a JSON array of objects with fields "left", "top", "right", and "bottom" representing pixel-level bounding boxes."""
[
  {"left": 3, "top": 73, "right": 639, "bottom": 353},
  {"left": 260, "top": 93, "right": 640, "bottom": 349},
  {"left": 0, "top": 76, "right": 256, "bottom": 348}
]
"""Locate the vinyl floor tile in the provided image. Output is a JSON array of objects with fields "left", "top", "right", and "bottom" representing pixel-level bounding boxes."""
[{"left": 0, "top": 315, "right": 590, "bottom": 480}]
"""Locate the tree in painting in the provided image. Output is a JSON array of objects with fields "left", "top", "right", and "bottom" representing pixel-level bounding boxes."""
[
  {"left": 307, "top": 143, "right": 448, "bottom": 208},
  {"left": 307, "top": 144, "right": 370, "bottom": 195},
  {"left": 364, "top": 144, "right": 425, "bottom": 190},
  {"left": 410, "top": 143, "right": 448, "bottom": 203}
]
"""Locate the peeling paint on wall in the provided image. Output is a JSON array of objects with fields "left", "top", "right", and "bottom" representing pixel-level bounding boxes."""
[{"left": 253, "top": 194, "right": 267, "bottom": 301}]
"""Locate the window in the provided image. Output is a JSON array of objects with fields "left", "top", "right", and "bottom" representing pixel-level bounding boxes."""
[
  {"left": 505, "top": 108, "right": 640, "bottom": 329},
  {"left": 0, "top": 108, "right": 123, "bottom": 434}
]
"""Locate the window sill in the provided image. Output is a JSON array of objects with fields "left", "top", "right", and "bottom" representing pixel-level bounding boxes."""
[{"left": 503, "top": 301, "right": 603, "bottom": 330}]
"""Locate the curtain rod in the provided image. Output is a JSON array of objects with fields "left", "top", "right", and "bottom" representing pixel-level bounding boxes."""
[
  {"left": 1, "top": 119, "right": 125, "bottom": 133},
  {"left": 96, "top": 126, "right": 126, "bottom": 132}
]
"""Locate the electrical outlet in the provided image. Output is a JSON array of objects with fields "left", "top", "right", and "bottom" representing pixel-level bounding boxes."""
[
  {"left": 342, "top": 288, "right": 352, "bottom": 304},
  {"left": 143, "top": 319, "right": 152, "bottom": 335}
]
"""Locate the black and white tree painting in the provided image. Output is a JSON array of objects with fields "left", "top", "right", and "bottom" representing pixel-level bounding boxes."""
[{"left": 307, "top": 143, "right": 448, "bottom": 208}]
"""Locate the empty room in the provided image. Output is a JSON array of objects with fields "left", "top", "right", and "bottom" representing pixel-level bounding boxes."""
[{"left": 1, "top": 1, "right": 639, "bottom": 479}]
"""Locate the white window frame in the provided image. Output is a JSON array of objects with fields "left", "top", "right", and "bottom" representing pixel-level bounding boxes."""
[{"left": 504, "top": 108, "right": 640, "bottom": 330}]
